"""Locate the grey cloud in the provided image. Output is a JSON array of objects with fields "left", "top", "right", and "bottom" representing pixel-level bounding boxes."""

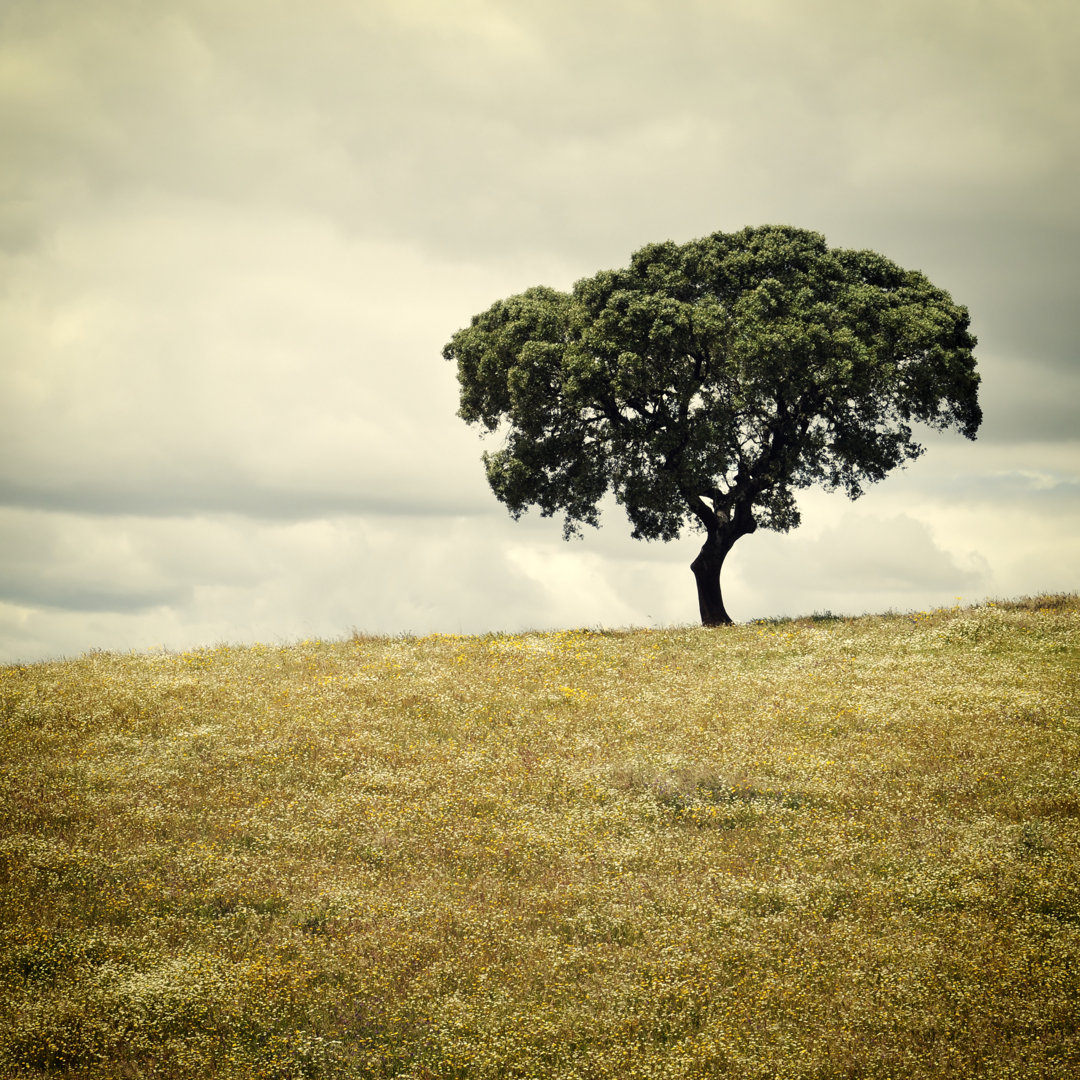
[
  {"left": 862, "top": 216, "right": 1080, "bottom": 378},
  {"left": 0, "top": 508, "right": 191, "bottom": 613},
  {"left": 893, "top": 468, "right": 1080, "bottom": 511},
  {"left": 810, "top": 515, "right": 988, "bottom": 594},
  {"left": 0, "top": 510, "right": 596, "bottom": 662},
  {"left": 1, "top": 0, "right": 1077, "bottom": 661},
  {"left": 0, "top": 477, "right": 494, "bottom": 521},
  {"left": 726, "top": 510, "right": 993, "bottom": 621},
  {"left": 867, "top": 437, "right": 1080, "bottom": 508},
  {"left": 0, "top": 207, "right": 508, "bottom": 524},
  {"left": 0, "top": 580, "right": 185, "bottom": 615},
  {"left": 5, "top": 1, "right": 1076, "bottom": 259},
  {"left": 971, "top": 370, "right": 1080, "bottom": 445}
]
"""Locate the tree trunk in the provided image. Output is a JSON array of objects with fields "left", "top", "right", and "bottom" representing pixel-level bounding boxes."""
[
  {"left": 686, "top": 497, "right": 755, "bottom": 626},
  {"left": 690, "top": 530, "right": 737, "bottom": 626}
]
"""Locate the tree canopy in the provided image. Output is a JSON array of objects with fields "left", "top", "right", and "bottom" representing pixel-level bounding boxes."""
[{"left": 443, "top": 225, "right": 980, "bottom": 624}]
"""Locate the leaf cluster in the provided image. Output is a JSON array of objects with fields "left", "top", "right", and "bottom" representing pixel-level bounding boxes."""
[{"left": 444, "top": 225, "right": 980, "bottom": 541}]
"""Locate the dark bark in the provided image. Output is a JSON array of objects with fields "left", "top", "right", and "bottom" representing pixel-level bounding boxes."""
[
  {"left": 688, "top": 498, "right": 755, "bottom": 627},
  {"left": 690, "top": 530, "right": 738, "bottom": 625}
]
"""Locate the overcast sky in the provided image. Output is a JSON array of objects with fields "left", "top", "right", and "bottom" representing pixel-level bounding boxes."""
[{"left": 2, "top": 0, "right": 1077, "bottom": 663}]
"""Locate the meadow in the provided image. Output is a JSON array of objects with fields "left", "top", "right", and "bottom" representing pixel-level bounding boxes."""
[{"left": 1, "top": 595, "right": 1077, "bottom": 1079}]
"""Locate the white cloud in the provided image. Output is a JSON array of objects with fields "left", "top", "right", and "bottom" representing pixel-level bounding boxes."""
[{"left": 0, "top": 200, "right": 575, "bottom": 518}]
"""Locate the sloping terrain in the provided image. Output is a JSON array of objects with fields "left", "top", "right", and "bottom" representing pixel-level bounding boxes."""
[{"left": 1, "top": 596, "right": 1078, "bottom": 1078}]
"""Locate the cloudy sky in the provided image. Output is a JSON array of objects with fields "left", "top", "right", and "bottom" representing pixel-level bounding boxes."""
[{"left": 2, "top": 0, "right": 1077, "bottom": 663}]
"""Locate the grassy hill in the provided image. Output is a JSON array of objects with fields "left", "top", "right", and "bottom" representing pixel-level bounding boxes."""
[{"left": 1, "top": 595, "right": 1078, "bottom": 1079}]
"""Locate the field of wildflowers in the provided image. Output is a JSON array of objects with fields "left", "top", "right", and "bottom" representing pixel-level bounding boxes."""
[{"left": 1, "top": 595, "right": 1078, "bottom": 1078}]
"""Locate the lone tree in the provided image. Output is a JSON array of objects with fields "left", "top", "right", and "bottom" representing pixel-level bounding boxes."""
[{"left": 443, "top": 225, "right": 980, "bottom": 625}]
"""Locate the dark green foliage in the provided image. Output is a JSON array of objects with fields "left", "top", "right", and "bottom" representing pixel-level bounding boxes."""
[{"left": 444, "top": 225, "right": 980, "bottom": 620}]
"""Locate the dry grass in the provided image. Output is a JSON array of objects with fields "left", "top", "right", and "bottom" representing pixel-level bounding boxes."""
[{"left": 1, "top": 595, "right": 1078, "bottom": 1078}]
